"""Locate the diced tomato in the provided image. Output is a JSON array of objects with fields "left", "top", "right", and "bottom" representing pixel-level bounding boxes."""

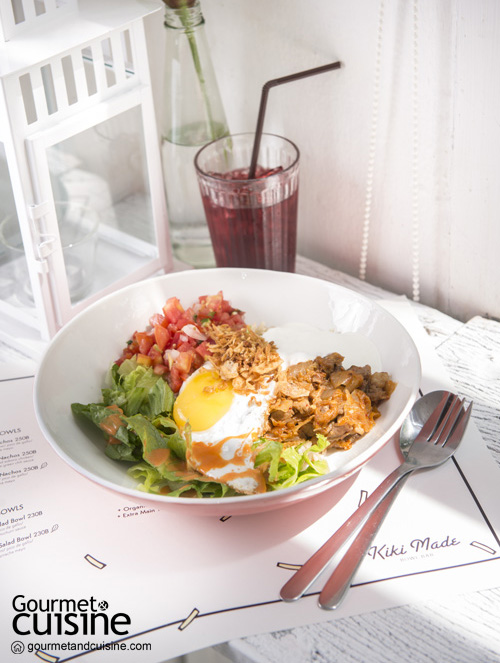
[
  {"left": 135, "top": 331, "right": 154, "bottom": 355},
  {"left": 177, "top": 314, "right": 194, "bottom": 329},
  {"left": 176, "top": 350, "right": 193, "bottom": 374},
  {"left": 162, "top": 297, "right": 184, "bottom": 324},
  {"left": 168, "top": 366, "right": 184, "bottom": 393},
  {"left": 200, "top": 292, "right": 224, "bottom": 312},
  {"left": 192, "top": 354, "right": 204, "bottom": 371},
  {"left": 149, "top": 346, "right": 165, "bottom": 366},
  {"left": 149, "top": 313, "right": 166, "bottom": 328},
  {"left": 195, "top": 341, "right": 211, "bottom": 359},
  {"left": 153, "top": 364, "right": 170, "bottom": 376},
  {"left": 169, "top": 331, "right": 181, "bottom": 348},
  {"left": 127, "top": 339, "right": 139, "bottom": 354},
  {"left": 175, "top": 341, "right": 193, "bottom": 354},
  {"left": 154, "top": 324, "right": 170, "bottom": 352}
]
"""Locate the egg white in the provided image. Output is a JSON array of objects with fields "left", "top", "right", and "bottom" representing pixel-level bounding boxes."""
[{"left": 174, "top": 363, "right": 275, "bottom": 493}]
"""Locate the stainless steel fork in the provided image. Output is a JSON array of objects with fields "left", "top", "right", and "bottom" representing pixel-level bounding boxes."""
[{"left": 280, "top": 393, "right": 472, "bottom": 604}]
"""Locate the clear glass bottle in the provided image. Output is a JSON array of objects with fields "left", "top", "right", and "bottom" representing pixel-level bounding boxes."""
[{"left": 161, "top": 0, "right": 229, "bottom": 268}]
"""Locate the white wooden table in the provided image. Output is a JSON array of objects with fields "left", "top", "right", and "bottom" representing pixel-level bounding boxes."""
[
  {"left": 2, "top": 257, "right": 499, "bottom": 663},
  {"left": 211, "top": 256, "right": 500, "bottom": 663}
]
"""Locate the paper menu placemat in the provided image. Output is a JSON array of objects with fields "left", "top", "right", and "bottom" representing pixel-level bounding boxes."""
[{"left": 1, "top": 303, "right": 499, "bottom": 663}]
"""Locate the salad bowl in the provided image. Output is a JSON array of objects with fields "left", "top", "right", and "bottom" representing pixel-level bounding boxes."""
[{"left": 34, "top": 268, "right": 421, "bottom": 516}]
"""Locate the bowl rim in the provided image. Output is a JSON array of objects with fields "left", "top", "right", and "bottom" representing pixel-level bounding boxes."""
[{"left": 33, "top": 267, "right": 422, "bottom": 508}]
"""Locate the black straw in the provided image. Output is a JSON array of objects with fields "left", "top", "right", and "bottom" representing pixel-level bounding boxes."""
[{"left": 248, "top": 61, "right": 342, "bottom": 179}]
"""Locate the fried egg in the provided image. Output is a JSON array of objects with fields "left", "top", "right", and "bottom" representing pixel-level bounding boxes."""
[{"left": 172, "top": 363, "right": 275, "bottom": 494}]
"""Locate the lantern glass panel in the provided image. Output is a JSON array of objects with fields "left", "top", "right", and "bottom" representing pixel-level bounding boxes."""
[
  {"left": 0, "top": 141, "right": 24, "bottom": 306},
  {"left": 46, "top": 105, "right": 159, "bottom": 303}
]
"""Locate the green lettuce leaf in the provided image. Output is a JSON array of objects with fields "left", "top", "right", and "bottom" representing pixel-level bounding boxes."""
[
  {"left": 71, "top": 401, "right": 142, "bottom": 462},
  {"left": 146, "top": 379, "right": 175, "bottom": 419},
  {"left": 253, "top": 438, "right": 282, "bottom": 482},
  {"left": 100, "top": 362, "right": 175, "bottom": 417},
  {"left": 254, "top": 434, "right": 330, "bottom": 491},
  {"left": 72, "top": 364, "right": 178, "bottom": 464},
  {"left": 125, "top": 413, "right": 185, "bottom": 468},
  {"left": 151, "top": 415, "right": 187, "bottom": 460},
  {"left": 128, "top": 462, "right": 236, "bottom": 498}
]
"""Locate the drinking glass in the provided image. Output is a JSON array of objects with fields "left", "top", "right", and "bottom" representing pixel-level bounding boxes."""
[{"left": 195, "top": 133, "right": 299, "bottom": 272}]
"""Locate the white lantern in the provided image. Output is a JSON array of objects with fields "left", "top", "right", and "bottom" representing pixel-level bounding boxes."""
[{"left": 0, "top": 0, "right": 173, "bottom": 356}]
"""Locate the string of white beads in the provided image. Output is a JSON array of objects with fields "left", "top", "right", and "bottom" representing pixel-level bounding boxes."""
[
  {"left": 411, "top": 0, "right": 421, "bottom": 302},
  {"left": 359, "top": 0, "right": 385, "bottom": 282},
  {"left": 359, "top": 0, "right": 421, "bottom": 304}
]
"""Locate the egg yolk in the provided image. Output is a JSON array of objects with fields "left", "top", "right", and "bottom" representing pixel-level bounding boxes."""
[{"left": 173, "top": 369, "right": 234, "bottom": 432}]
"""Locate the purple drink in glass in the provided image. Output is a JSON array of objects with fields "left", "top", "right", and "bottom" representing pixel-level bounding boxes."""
[{"left": 195, "top": 134, "right": 299, "bottom": 272}]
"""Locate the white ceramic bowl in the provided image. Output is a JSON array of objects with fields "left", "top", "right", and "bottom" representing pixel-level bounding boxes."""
[{"left": 34, "top": 269, "right": 421, "bottom": 516}]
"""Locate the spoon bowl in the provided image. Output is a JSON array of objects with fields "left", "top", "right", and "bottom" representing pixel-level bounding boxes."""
[{"left": 400, "top": 390, "right": 450, "bottom": 455}]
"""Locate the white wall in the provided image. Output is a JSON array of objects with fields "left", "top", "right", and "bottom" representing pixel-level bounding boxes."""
[{"left": 147, "top": 0, "right": 500, "bottom": 322}]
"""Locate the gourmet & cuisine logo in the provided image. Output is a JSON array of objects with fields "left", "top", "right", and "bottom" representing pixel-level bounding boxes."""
[{"left": 12, "top": 595, "right": 131, "bottom": 636}]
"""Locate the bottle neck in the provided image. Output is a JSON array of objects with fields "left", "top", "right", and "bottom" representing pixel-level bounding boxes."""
[{"left": 164, "top": 0, "right": 204, "bottom": 30}]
